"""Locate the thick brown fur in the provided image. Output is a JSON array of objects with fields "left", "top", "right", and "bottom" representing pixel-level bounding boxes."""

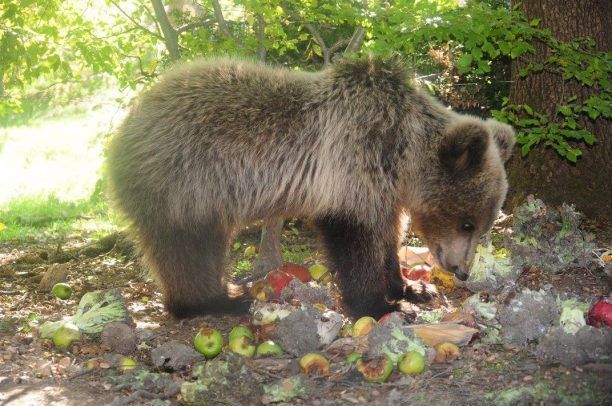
[{"left": 107, "top": 55, "right": 515, "bottom": 319}]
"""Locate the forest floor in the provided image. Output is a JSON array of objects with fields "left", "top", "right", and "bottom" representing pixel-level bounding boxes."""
[{"left": 0, "top": 219, "right": 610, "bottom": 406}]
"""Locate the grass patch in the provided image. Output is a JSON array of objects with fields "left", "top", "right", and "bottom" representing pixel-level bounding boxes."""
[
  {"left": 488, "top": 381, "right": 604, "bottom": 406},
  {"left": 234, "top": 259, "right": 253, "bottom": 277},
  {"left": 281, "top": 243, "right": 316, "bottom": 265},
  {"left": 0, "top": 195, "right": 116, "bottom": 241}
]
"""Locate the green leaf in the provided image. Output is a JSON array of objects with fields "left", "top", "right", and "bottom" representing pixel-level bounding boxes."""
[
  {"left": 457, "top": 53, "right": 473, "bottom": 72},
  {"left": 583, "top": 132, "right": 596, "bottom": 145},
  {"left": 530, "top": 18, "right": 541, "bottom": 27},
  {"left": 566, "top": 149, "right": 581, "bottom": 163},
  {"left": 523, "top": 105, "right": 533, "bottom": 116},
  {"left": 559, "top": 106, "right": 572, "bottom": 116},
  {"left": 587, "top": 109, "right": 600, "bottom": 120}
]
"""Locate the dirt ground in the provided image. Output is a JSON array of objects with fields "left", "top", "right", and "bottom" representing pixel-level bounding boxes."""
[{"left": 0, "top": 222, "right": 610, "bottom": 405}]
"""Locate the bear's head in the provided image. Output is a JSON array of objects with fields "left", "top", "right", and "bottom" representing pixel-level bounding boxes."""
[{"left": 409, "top": 117, "right": 515, "bottom": 281}]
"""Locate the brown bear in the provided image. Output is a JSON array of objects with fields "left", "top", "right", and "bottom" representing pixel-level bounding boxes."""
[{"left": 107, "top": 56, "right": 515, "bottom": 319}]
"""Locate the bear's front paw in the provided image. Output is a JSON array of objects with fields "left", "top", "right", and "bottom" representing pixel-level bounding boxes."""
[{"left": 400, "top": 279, "right": 439, "bottom": 303}]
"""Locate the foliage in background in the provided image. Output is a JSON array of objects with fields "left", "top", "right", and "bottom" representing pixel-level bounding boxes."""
[{"left": 1, "top": 0, "right": 609, "bottom": 161}]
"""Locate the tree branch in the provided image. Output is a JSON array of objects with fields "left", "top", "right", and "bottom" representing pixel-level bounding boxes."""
[
  {"left": 344, "top": 1, "right": 368, "bottom": 54},
  {"left": 344, "top": 27, "right": 365, "bottom": 54},
  {"left": 303, "top": 23, "right": 331, "bottom": 66},
  {"left": 150, "top": 0, "right": 180, "bottom": 61},
  {"left": 142, "top": 3, "right": 163, "bottom": 37},
  {"left": 176, "top": 18, "right": 214, "bottom": 34},
  {"left": 329, "top": 38, "right": 349, "bottom": 54},
  {"left": 211, "top": 0, "right": 242, "bottom": 47},
  {"left": 109, "top": 0, "right": 164, "bottom": 41}
]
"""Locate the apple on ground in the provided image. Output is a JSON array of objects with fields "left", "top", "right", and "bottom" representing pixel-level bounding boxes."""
[
  {"left": 352, "top": 316, "right": 377, "bottom": 336},
  {"left": 299, "top": 353, "right": 329, "bottom": 376},
  {"left": 52, "top": 322, "right": 81, "bottom": 349},
  {"left": 255, "top": 340, "right": 284, "bottom": 357},
  {"left": 308, "top": 264, "right": 333, "bottom": 285},
  {"left": 356, "top": 354, "right": 394, "bottom": 383},
  {"left": 265, "top": 270, "right": 295, "bottom": 294},
  {"left": 378, "top": 312, "right": 400, "bottom": 324},
  {"left": 278, "top": 263, "right": 311, "bottom": 282},
  {"left": 401, "top": 264, "right": 431, "bottom": 282},
  {"left": 193, "top": 327, "right": 224, "bottom": 359},
  {"left": 587, "top": 297, "right": 612, "bottom": 328},
  {"left": 228, "top": 335, "right": 256, "bottom": 357},
  {"left": 248, "top": 280, "right": 275, "bottom": 301},
  {"left": 346, "top": 352, "right": 362, "bottom": 365},
  {"left": 398, "top": 351, "right": 426, "bottom": 375},
  {"left": 118, "top": 357, "right": 137, "bottom": 371},
  {"left": 244, "top": 245, "right": 257, "bottom": 257},
  {"left": 51, "top": 283, "right": 72, "bottom": 300},
  {"left": 228, "top": 325, "right": 255, "bottom": 342},
  {"left": 433, "top": 342, "right": 461, "bottom": 363},
  {"left": 340, "top": 323, "right": 353, "bottom": 337}
]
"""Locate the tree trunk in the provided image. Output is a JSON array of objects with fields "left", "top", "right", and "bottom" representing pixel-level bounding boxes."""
[
  {"left": 507, "top": 0, "right": 611, "bottom": 225},
  {"left": 252, "top": 218, "right": 285, "bottom": 277}
]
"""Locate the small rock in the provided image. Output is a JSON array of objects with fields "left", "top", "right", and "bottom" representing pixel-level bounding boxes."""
[
  {"left": 272, "top": 308, "right": 321, "bottom": 356},
  {"left": 280, "top": 279, "right": 334, "bottom": 307},
  {"left": 151, "top": 341, "right": 204, "bottom": 371},
  {"left": 497, "top": 288, "right": 559, "bottom": 345},
  {"left": 101, "top": 323, "right": 137, "bottom": 355},
  {"left": 38, "top": 263, "right": 69, "bottom": 292},
  {"left": 536, "top": 325, "right": 612, "bottom": 367}
]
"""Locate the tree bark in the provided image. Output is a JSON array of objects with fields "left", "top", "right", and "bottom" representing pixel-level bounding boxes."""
[
  {"left": 508, "top": 0, "right": 611, "bottom": 224},
  {"left": 252, "top": 218, "right": 285, "bottom": 277},
  {"left": 151, "top": 0, "right": 180, "bottom": 61}
]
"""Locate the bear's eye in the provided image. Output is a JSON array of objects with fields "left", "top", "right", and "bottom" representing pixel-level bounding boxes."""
[{"left": 461, "top": 222, "right": 475, "bottom": 232}]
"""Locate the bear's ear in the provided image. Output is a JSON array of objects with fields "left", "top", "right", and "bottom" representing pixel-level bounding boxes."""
[
  {"left": 486, "top": 119, "right": 516, "bottom": 162},
  {"left": 439, "top": 119, "right": 489, "bottom": 175}
]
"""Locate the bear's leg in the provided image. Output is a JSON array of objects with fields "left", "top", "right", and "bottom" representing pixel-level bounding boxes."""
[
  {"left": 139, "top": 220, "right": 250, "bottom": 318},
  {"left": 385, "top": 248, "right": 438, "bottom": 303},
  {"left": 316, "top": 215, "right": 396, "bottom": 319}
]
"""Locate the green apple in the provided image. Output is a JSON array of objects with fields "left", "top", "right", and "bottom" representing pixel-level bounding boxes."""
[
  {"left": 193, "top": 327, "right": 223, "bottom": 359},
  {"left": 244, "top": 245, "right": 257, "bottom": 257},
  {"left": 356, "top": 354, "right": 394, "bottom": 383},
  {"left": 308, "top": 264, "right": 332, "bottom": 284},
  {"left": 228, "top": 336, "right": 256, "bottom": 358},
  {"left": 51, "top": 283, "right": 72, "bottom": 300},
  {"left": 255, "top": 340, "right": 284, "bottom": 357},
  {"left": 340, "top": 322, "right": 353, "bottom": 337},
  {"left": 353, "top": 316, "right": 377, "bottom": 336},
  {"left": 398, "top": 351, "right": 426, "bottom": 375},
  {"left": 228, "top": 325, "right": 255, "bottom": 342},
  {"left": 299, "top": 353, "right": 329, "bottom": 376},
  {"left": 52, "top": 322, "right": 81, "bottom": 349},
  {"left": 346, "top": 352, "right": 362, "bottom": 365},
  {"left": 118, "top": 357, "right": 137, "bottom": 372}
]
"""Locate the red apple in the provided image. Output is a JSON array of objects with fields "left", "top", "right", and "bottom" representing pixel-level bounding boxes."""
[
  {"left": 378, "top": 312, "right": 396, "bottom": 324},
  {"left": 278, "top": 263, "right": 311, "bottom": 282},
  {"left": 401, "top": 265, "right": 431, "bottom": 282},
  {"left": 265, "top": 270, "right": 295, "bottom": 294},
  {"left": 587, "top": 297, "right": 612, "bottom": 328}
]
